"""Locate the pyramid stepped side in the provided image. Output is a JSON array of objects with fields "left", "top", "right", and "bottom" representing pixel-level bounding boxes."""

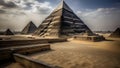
[
  {"left": 22, "top": 21, "right": 37, "bottom": 34},
  {"left": 61, "top": 7, "right": 91, "bottom": 35},
  {"left": 34, "top": 9, "right": 63, "bottom": 37},
  {"left": 109, "top": 28, "right": 120, "bottom": 38},
  {"left": 5, "top": 29, "right": 14, "bottom": 35},
  {"left": 53, "top": 0, "right": 73, "bottom": 13},
  {"left": 22, "top": 23, "right": 30, "bottom": 34},
  {"left": 34, "top": 1, "right": 92, "bottom": 38}
]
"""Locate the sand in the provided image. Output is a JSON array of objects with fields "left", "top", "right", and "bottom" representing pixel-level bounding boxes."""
[
  {"left": 1, "top": 63, "right": 24, "bottom": 68},
  {"left": 1, "top": 33, "right": 120, "bottom": 68},
  {"left": 30, "top": 37, "right": 120, "bottom": 68}
]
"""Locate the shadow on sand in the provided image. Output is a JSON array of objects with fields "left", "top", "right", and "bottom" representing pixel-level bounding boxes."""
[{"left": 105, "top": 39, "right": 114, "bottom": 41}]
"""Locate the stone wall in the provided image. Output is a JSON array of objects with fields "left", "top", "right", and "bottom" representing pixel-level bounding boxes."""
[
  {"left": 74, "top": 36, "right": 105, "bottom": 42},
  {"left": 0, "top": 38, "right": 67, "bottom": 48},
  {"left": 14, "top": 44, "right": 50, "bottom": 54},
  {"left": 14, "top": 54, "right": 55, "bottom": 68},
  {"left": 0, "top": 44, "right": 50, "bottom": 61},
  {"left": 47, "top": 38, "right": 67, "bottom": 43},
  {"left": 0, "top": 39, "right": 48, "bottom": 48}
]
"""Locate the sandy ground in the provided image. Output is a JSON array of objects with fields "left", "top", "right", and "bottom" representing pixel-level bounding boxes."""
[
  {"left": 5, "top": 63, "right": 24, "bottom": 68},
  {"left": 2, "top": 33, "right": 120, "bottom": 68},
  {"left": 29, "top": 37, "right": 120, "bottom": 68}
]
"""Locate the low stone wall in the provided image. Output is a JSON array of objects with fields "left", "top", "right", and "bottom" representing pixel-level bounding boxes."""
[
  {"left": 14, "top": 44, "right": 51, "bottom": 54},
  {"left": 0, "top": 38, "right": 66, "bottom": 61},
  {"left": 0, "top": 38, "right": 67, "bottom": 48},
  {"left": 0, "top": 39, "right": 48, "bottom": 48},
  {"left": 74, "top": 36, "right": 105, "bottom": 42},
  {"left": 47, "top": 38, "right": 67, "bottom": 43},
  {"left": 14, "top": 54, "right": 55, "bottom": 68},
  {"left": 0, "top": 44, "right": 50, "bottom": 61}
]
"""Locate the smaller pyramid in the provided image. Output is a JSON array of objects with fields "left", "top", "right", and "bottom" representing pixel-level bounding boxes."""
[
  {"left": 22, "top": 21, "right": 37, "bottom": 34},
  {"left": 5, "top": 29, "right": 14, "bottom": 35},
  {"left": 109, "top": 28, "right": 120, "bottom": 38}
]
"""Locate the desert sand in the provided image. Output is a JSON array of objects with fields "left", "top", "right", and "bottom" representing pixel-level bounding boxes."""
[
  {"left": 7, "top": 63, "right": 24, "bottom": 68},
  {"left": 2, "top": 34, "right": 120, "bottom": 68},
  {"left": 29, "top": 37, "right": 120, "bottom": 68}
]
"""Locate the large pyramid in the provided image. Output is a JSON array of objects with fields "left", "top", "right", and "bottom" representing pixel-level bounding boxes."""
[
  {"left": 22, "top": 21, "right": 37, "bottom": 34},
  {"left": 5, "top": 29, "right": 14, "bottom": 35},
  {"left": 34, "top": 0, "right": 92, "bottom": 37},
  {"left": 109, "top": 28, "right": 120, "bottom": 38}
]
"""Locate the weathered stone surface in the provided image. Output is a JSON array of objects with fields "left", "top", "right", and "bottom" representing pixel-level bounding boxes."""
[
  {"left": 0, "top": 39, "right": 48, "bottom": 48},
  {"left": 0, "top": 44, "right": 50, "bottom": 61},
  {"left": 14, "top": 54, "right": 55, "bottom": 68},
  {"left": 0, "top": 38, "right": 67, "bottom": 48},
  {"left": 74, "top": 35, "right": 105, "bottom": 42}
]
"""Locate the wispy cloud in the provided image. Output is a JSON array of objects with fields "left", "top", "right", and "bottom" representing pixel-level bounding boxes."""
[{"left": 77, "top": 8, "right": 120, "bottom": 31}]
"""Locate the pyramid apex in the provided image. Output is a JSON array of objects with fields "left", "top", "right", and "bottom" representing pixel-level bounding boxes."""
[
  {"left": 62, "top": 0, "right": 64, "bottom": 2},
  {"left": 116, "top": 27, "right": 120, "bottom": 31},
  {"left": 29, "top": 21, "right": 36, "bottom": 26},
  {"left": 5, "top": 28, "right": 14, "bottom": 35},
  {"left": 22, "top": 21, "right": 37, "bottom": 34},
  {"left": 7, "top": 28, "right": 10, "bottom": 31},
  {"left": 53, "top": 0, "right": 73, "bottom": 12},
  {"left": 29, "top": 21, "right": 33, "bottom": 24},
  {"left": 6, "top": 28, "right": 13, "bottom": 32},
  {"left": 117, "top": 27, "right": 120, "bottom": 29},
  {"left": 109, "top": 27, "right": 120, "bottom": 38}
]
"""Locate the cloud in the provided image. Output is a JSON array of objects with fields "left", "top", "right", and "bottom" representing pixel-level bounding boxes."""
[
  {"left": 30, "top": 1, "right": 52, "bottom": 14},
  {"left": 13, "top": 0, "right": 53, "bottom": 14},
  {"left": 0, "top": 0, "right": 17, "bottom": 8},
  {"left": 0, "top": 0, "right": 53, "bottom": 14},
  {"left": 0, "top": 0, "right": 53, "bottom": 31},
  {"left": 77, "top": 8, "right": 120, "bottom": 31}
]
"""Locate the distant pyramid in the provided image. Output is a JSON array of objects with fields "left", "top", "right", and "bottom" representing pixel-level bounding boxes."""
[
  {"left": 22, "top": 21, "right": 37, "bottom": 34},
  {"left": 109, "top": 28, "right": 120, "bottom": 38},
  {"left": 5, "top": 29, "right": 14, "bottom": 35},
  {"left": 34, "top": 0, "right": 92, "bottom": 37}
]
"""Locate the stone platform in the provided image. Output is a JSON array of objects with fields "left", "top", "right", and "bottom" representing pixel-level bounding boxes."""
[
  {"left": 0, "top": 38, "right": 67, "bottom": 48},
  {"left": 0, "top": 44, "right": 50, "bottom": 61},
  {"left": 74, "top": 35, "right": 105, "bottom": 42}
]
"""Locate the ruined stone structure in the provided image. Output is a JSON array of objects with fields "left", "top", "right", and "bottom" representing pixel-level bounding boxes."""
[
  {"left": 5, "top": 29, "right": 14, "bottom": 35},
  {"left": 22, "top": 21, "right": 37, "bottom": 34},
  {"left": 34, "top": 0, "right": 92, "bottom": 38},
  {"left": 109, "top": 28, "right": 120, "bottom": 38},
  {"left": 74, "top": 30, "right": 105, "bottom": 42}
]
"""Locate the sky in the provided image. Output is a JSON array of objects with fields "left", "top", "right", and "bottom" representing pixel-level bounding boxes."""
[{"left": 0, "top": 0, "right": 120, "bottom": 31}]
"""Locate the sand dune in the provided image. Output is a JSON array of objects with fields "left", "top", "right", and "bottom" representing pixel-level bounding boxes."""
[{"left": 30, "top": 38, "right": 120, "bottom": 68}]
